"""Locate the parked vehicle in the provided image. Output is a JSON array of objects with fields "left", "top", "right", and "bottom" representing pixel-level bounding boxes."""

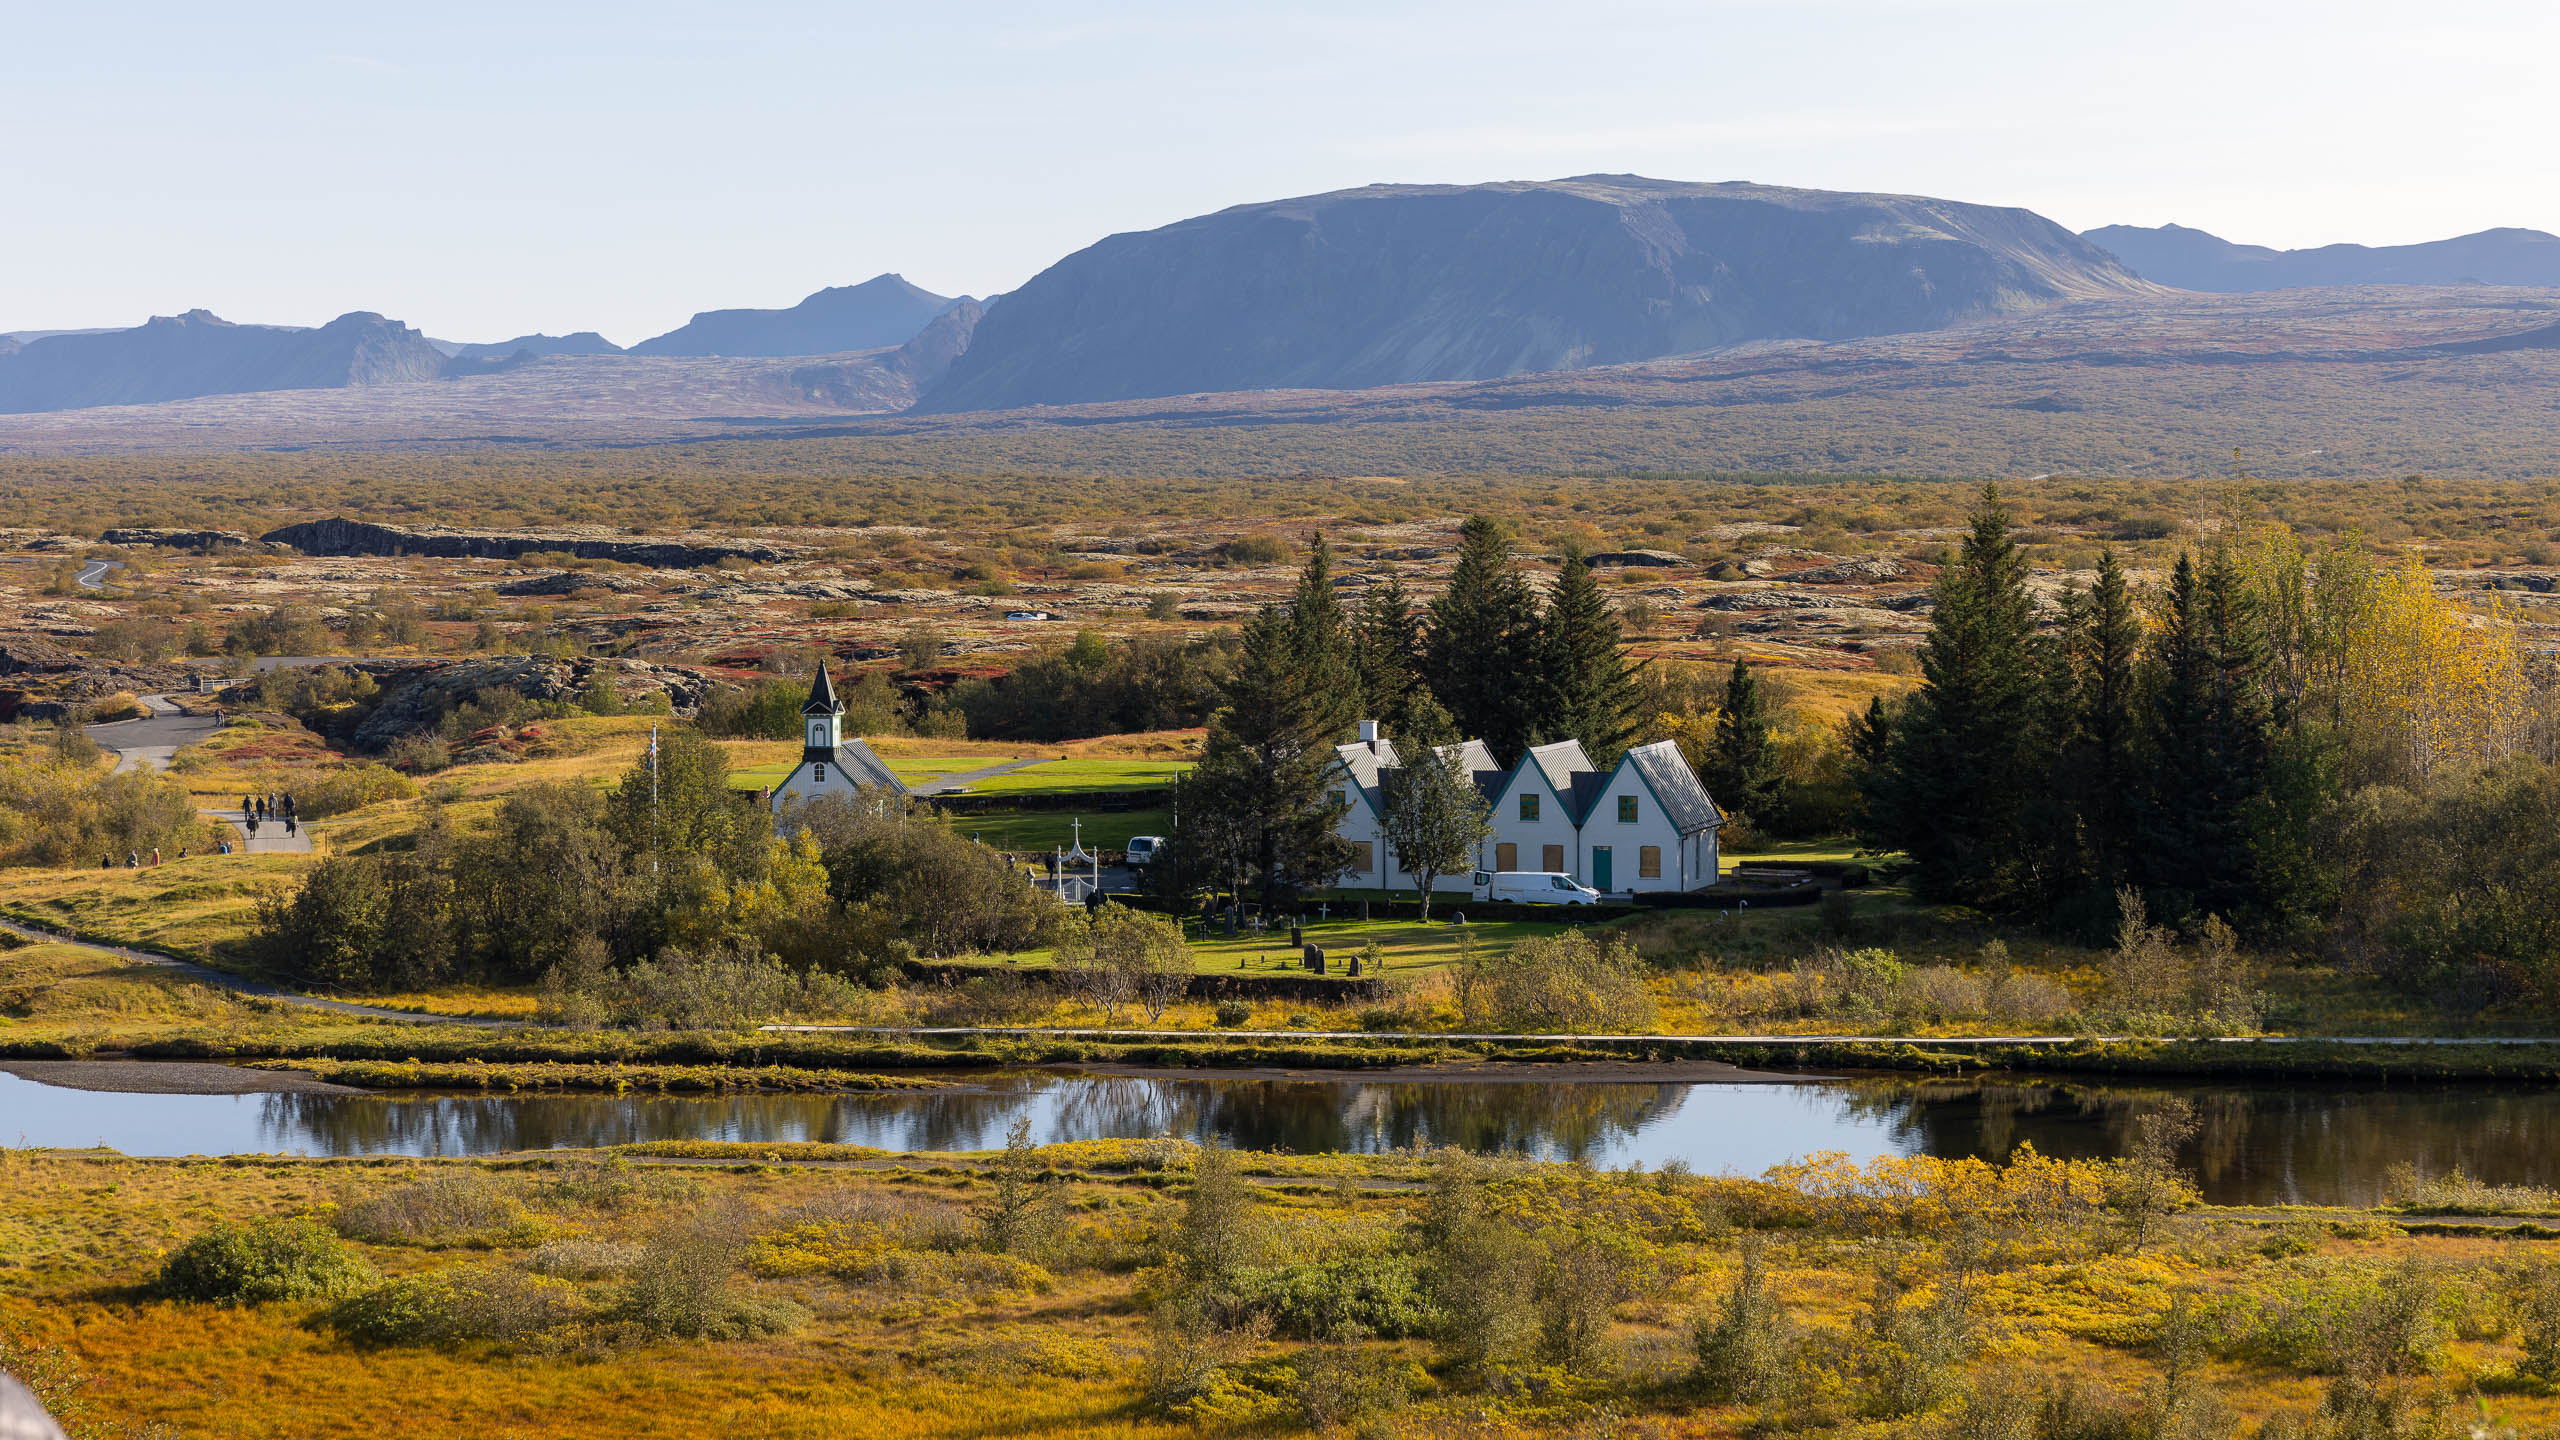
[
  {"left": 1123, "top": 835, "right": 1166, "bottom": 868},
  {"left": 1004, "top": 610, "right": 1056, "bottom": 622},
  {"left": 1470, "top": 870, "right": 1601, "bottom": 905}
]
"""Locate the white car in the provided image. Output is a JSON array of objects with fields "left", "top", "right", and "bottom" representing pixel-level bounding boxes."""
[
  {"left": 1123, "top": 835, "right": 1166, "bottom": 868},
  {"left": 1471, "top": 870, "right": 1602, "bottom": 905}
]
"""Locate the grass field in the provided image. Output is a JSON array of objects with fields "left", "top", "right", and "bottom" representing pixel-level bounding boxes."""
[
  {"left": 949, "top": 808, "right": 1171, "bottom": 854},
  {"left": 982, "top": 913, "right": 1581, "bottom": 978},
  {"left": 3, "top": 1136, "right": 2556, "bottom": 1440}
]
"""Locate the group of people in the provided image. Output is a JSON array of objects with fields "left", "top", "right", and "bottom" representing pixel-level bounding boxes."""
[{"left": 241, "top": 792, "right": 297, "bottom": 840}]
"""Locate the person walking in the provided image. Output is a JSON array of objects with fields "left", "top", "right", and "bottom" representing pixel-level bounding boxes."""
[
  {"left": 101, "top": 852, "right": 111, "bottom": 869},
  {"left": 282, "top": 793, "right": 296, "bottom": 819},
  {"left": 283, "top": 814, "right": 296, "bottom": 839},
  {"left": 150, "top": 847, "right": 161, "bottom": 867},
  {"left": 126, "top": 849, "right": 138, "bottom": 868},
  {"left": 244, "top": 813, "right": 258, "bottom": 840}
]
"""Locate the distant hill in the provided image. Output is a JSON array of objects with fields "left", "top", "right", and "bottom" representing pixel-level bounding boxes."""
[
  {"left": 451, "top": 331, "right": 625, "bottom": 360},
  {"left": 629, "top": 275, "right": 963, "bottom": 357},
  {"left": 0, "top": 310, "right": 446, "bottom": 414},
  {"left": 918, "top": 175, "right": 2160, "bottom": 412},
  {"left": 2085, "top": 223, "right": 2560, "bottom": 291}
]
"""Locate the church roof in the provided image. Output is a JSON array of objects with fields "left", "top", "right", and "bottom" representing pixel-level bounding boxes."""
[{"left": 801, "top": 663, "right": 841, "bottom": 715}]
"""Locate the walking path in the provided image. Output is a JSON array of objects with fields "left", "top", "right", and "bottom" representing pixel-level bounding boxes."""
[
  {"left": 84, "top": 693, "right": 312, "bottom": 850},
  {"left": 0, "top": 916, "right": 498, "bottom": 1025},
  {"left": 763, "top": 1022, "right": 2560, "bottom": 1047},
  {"left": 910, "top": 756, "right": 1051, "bottom": 795},
  {"left": 73, "top": 559, "right": 120, "bottom": 590}
]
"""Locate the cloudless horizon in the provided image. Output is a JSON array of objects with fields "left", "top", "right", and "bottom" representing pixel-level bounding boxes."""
[{"left": 8, "top": 0, "right": 2556, "bottom": 345}]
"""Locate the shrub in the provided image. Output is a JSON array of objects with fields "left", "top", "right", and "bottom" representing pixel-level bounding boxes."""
[
  {"left": 332, "top": 1172, "right": 542, "bottom": 1248},
  {"left": 1232, "top": 1256, "right": 1433, "bottom": 1340},
  {"left": 161, "top": 1218, "right": 376, "bottom": 1304},
  {"left": 324, "top": 1264, "right": 583, "bottom": 1347},
  {"left": 614, "top": 1214, "right": 805, "bottom": 1340},
  {"left": 1695, "top": 1235, "right": 1792, "bottom": 1403},
  {"left": 529, "top": 1238, "right": 646, "bottom": 1280},
  {"left": 1538, "top": 1230, "right": 1644, "bottom": 1374},
  {"left": 292, "top": 763, "right": 418, "bottom": 819},
  {"left": 1460, "top": 928, "right": 1657, "bottom": 1032},
  {"left": 2517, "top": 1265, "right": 2560, "bottom": 1383},
  {"left": 1213, "top": 999, "right": 1253, "bottom": 1028}
]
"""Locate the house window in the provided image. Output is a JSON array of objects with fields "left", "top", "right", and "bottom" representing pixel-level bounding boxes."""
[
  {"left": 1519, "top": 793, "right": 1539, "bottom": 821},
  {"left": 1496, "top": 842, "right": 1517, "bottom": 871},
  {"left": 1332, "top": 789, "right": 1347, "bottom": 809},
  {"left": 814, "top": 763, "right": 826, "bottom": 782},
  {"left": 1541, "top": 843, "right": 1565, "bottom": 872},
  {"left": 1639, "top": 845, "right": 1661, "bottom": 879},
  {"left": 1618, "top": 795, "right": 1638, "bottom": 823}
]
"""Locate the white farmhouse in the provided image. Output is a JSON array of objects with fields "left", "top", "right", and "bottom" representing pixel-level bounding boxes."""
[
  {"left": 1327, "top": 719, "right": 1723, "bottom": 895},
  {"left": 768, "top": 664, "right": 907, "bottom": 815}
]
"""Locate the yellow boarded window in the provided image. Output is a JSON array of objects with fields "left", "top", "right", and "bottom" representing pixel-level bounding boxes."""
[
  {"left": 1496, "top": 842, "right": 1517, "bottom": 871},
  {"left": 1541, "top": 844, "right": 1565, "bottom": 872},
  {"left": 1639, "top": 845, "right": 1661, "bottom": 878}
]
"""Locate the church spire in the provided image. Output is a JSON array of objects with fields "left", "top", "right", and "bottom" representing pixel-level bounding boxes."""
[{"left": 802, "top": 662, "right": 843, "bottom": 758}]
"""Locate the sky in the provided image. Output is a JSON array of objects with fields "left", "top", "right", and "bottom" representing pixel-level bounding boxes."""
[{"left": 7, "top": 0, "right": 2557, "bottom": 345}]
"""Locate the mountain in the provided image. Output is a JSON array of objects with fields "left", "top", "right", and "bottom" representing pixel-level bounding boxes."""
[
  {"left": 917, "top": 175, "right": 2160, "bottom": 413},
  {"left": 629, "top": 275, "right": 964, "bottom": 357},
  {"left": 452, "top": 331, "right": 625, "bottom": 360},
  {"left": 2085, "top": 223, "right": 2560, "bottom": 291},
  {"left": 0, "top": 310, "right": 446, "bottom": 414}
]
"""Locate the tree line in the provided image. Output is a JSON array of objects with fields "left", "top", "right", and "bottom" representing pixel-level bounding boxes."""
[
  {"left": 1856, "top": 485, "right": 2560, "bottom": 1009},
  {"left": 1158, "top": 522, "right": 1649, "bottom": 911}
]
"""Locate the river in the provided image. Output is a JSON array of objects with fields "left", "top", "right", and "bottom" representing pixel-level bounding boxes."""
[{"left": 7, "top": 1068, "right": 2556, "bottom": 1206}]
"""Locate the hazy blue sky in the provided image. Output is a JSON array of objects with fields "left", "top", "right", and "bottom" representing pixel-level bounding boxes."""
[{"left": 7, "top": 1, "right": 2553, "bottom": 343}]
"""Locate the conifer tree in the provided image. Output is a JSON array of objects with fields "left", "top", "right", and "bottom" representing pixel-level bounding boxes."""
[
  {"left": 2140, "top": 545, "right": 2278, "bottom": 925},
  {"left": 1423, "top": 516, "right": 1545, "bottom": 763},
  {"left": 1869, "top": 484, "right": 2055, "bottom": 910},
  {"left": 2064, "top": 550, "right": 2145, "bottom": 895},
  {"left": 1182, "top": 604, "right": 1355, "bottom": 911},
  {"left": 1707, "top": 659, "right": 1784, "bottom": 829},
  {"left": 1287, "top": 532, "right": 1360, "bottom": 739},
  {"left": 1541, "top": 542, "right": 1644, "bottom": 767},
  {"left": 1353, "top": 578, "right": 1423, "bottom": 736}
]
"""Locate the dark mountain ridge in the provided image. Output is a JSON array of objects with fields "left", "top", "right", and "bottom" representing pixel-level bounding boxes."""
[
  {"left": 629, "top": 274, "right": 965, "bottom": 357},
  {"left": 0, "top": 310, "right": 445, "bottom": 414},
  {"left": 919, "top": 175, "right": 2162, "bottom": 413},
  {"left": 2085, "top": 223, "right": 2560, "bottom": 292}
]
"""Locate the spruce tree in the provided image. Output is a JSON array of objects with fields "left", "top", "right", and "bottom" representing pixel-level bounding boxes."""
[
  {"left": 1707, "top": 659, "right": 1784, "bottom": 830},
  {"left": 2065, "top": 550, "right": 2144, "bottom": 896},
  {"left": 1423, "top": 516, "right": 1544, "bottom": 762},
  {"left": 1353, "top": 578, "right": 1423, "bottom": 736},
  {"left": 1287, "top": 531, "right": 1361, "bottom": 739},
  {"left": 1541, "top": 542, "right": 1644, "bottom": 767},
  {"left": 2140, "top": 545, "right": 2277, "bottom": 925},
  {"left": 1870, "top": 484, "right": 2056, "bottom": 910},
  {"left": 1182, "top": 604, "right": 1355, "bottom": 911}
]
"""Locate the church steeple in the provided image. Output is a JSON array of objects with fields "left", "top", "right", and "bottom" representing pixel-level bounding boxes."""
[{"left": 802, "top": 663, "right": 843, "bottom": 757}]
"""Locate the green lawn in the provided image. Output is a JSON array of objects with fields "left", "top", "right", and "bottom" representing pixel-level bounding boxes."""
[
  {"left": 942, "top": 808, "right": 1172, "bottom": 854},
  {"left": 951, "top": 757, "right": 1191, "bottom": 795},
  {"left": 729, "top": 754, "right": 1014, "bottom": 792}
]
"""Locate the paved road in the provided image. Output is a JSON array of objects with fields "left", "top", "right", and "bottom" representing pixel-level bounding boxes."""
[
  {"left": 209, "top": 808, "right": 314, "bottom": 854},
  {"left": 74, "top": 559, "right": 120, "bottom": 590},
  {"left": 0, "top": 916, "right": 502, "bottom": 1026},
  {"left": 85, "top": 694, "right": 217, "bottom": 774},
  {"left": 912, "top": 756, "right": 1052, "bottom": 796}
]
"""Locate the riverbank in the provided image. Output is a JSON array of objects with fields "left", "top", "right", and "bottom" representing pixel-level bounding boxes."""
[{"left": 0, "top": 1059, "right": 356, "bottom": 1095}]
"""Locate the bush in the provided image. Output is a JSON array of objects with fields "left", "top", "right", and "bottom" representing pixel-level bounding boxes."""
[
  {"left": 1695, "top": 1236, "right": 1792, "bottom": 1402},
  {"left": 1458, "top": 928, "right": 1657, "bottom": 1031},
  {"left": 292, "top": 763, "right": 418, "bottom": 819},
  {"left": 614, "top": 1215, "right": 806, "bottom": 1340},
  {"left": 1232, "top": 1256, "right": 1433, "bottom": 1340},
  {"left": 529, "top": 1238, "right": 647, "bottom": 1280},
  {"left": 161, "top": 1218, "right": 376, "bottom": 1304},
  {"left": 333, "top": 1172, "right": 543, "bottom": 1248},
  {"left": 324, "top": 1264, "right": 584, "bottom": 1347},
  {"left": 1213, "top": 999, "right": 1253, "bottom": 1028}
]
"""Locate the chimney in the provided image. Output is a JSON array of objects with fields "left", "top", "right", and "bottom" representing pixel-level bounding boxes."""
[{"left": 1357, "top": 719, "right": 1380, "bottom": 748}]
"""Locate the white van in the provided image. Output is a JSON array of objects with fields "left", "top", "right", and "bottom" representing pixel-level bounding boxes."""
[
  {"left": 1471, "top": 870, "right": 1602, "bottom": 905},
  {"left": 1123, "top": 835, "right": 1166, "bottom": 868}
]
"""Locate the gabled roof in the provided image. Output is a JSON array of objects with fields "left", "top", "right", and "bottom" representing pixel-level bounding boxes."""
[
  {"left": 802, "top": 663, "right": 842, "bottom": 716},
  {"left": 831, "top": 737, "right": 906, "bottom": 793},
  {"left": 1526, "top": 739, "right": 1596, "bottom": 795},
  {"left": 1621, "top": 740, "right": 1722, "bottom": 833},
  {"left": 1330, "top": 733, "right": 1397, "bottom": 818},
  {"left": 1445, "top": 739, "right": 1505, "bottom": 801}
]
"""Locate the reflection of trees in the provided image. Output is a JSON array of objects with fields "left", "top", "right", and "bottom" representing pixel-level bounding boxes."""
[
  {"left": 254, "top": 1074, "right": 1687, "bottom": 1166},
  {"left": 1825, "top": 1079, "right": 2560, "bottom": 1206}
]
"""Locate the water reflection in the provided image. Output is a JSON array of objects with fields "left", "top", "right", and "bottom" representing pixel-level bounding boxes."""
[{"left": 8, "top": 1069, "right": 2558, "bottom": 1207}]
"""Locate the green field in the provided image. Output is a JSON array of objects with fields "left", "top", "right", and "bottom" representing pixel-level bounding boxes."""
[
  {"left": 947, "top": 807, "right": 1171, "bottom": 853},
  {"left": 980, "top": 912, "right": 1584, "bottom": 976},
  {"left": 728, "top": 754, "right": 1006, "bottom": 792},
  {"left": 944, "top": 757, "right": 1190, "bottom": 794}
]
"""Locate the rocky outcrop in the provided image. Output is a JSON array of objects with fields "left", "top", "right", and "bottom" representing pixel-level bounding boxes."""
[
  {"left": 493, "top": 570, "right": 649, "bottom": 597},
  {"left": 920, "top": 175, "right": 2161, "bottom": 412},
  {"left": 347, "top": 655, "right": 718, "bottom": 750},
  {"left": 0, "top": 635, "right": 83, "bottom": 674},
  {"left": 1695, "top": 590, "right": 1871, "bottom": 611},
  {"left": 99, "top": 527, "right": 252, "bottom": 550},
  {"left": 1788, "top": 557, "right": 1909, "bottom": 584},
  {"left": 263, "top": 518, "right": 787, "bottom": 568},
  {"left": 1583, "top": 549, "right": 1687, "bottom": 567}
]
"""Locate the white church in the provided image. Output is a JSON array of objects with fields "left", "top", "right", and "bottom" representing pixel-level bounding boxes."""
[{"left": 766, "top": 664, "right": 907, "bottom": 814}]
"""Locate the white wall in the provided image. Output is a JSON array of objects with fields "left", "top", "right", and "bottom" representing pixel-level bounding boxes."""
[
  {"left": 1580, "top": 767, "right": 1692, "bottom": 893},
  {"left": 1487, "top": 766, "right": 1584, "bottom": 880}
]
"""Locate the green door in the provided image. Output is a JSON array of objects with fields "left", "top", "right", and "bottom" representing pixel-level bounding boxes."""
[{"left": 1592, "top": 847, "right": 1613, "bottom": 891}]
